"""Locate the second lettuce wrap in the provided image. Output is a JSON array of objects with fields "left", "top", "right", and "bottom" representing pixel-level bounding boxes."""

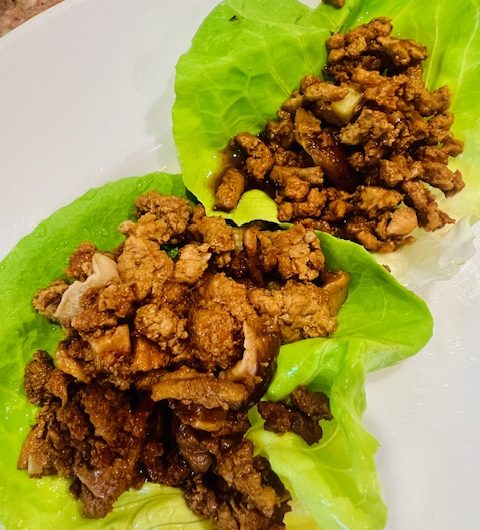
[{"left": 173, "top": 0, "right": 480, "bottom": 285}]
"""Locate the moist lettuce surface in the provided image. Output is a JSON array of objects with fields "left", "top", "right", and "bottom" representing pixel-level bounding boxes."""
[
  {"left": 173, "top": 0, "right": 480, "bottom": 285},
  {"left": 0, "top": 172, "right": 432, "bottom": 529}
]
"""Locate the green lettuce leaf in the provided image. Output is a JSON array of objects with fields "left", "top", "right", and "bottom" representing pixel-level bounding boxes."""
[
  {"left": 0, "top": 172, "right": 431, "bottom": 529},
  {"left": 173, "top": 0, "right": 480, "bottom": 284}
]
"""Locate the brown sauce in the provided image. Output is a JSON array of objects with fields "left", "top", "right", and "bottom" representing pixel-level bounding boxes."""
[{"left": 212, "top": 142, "right": 277, "bottom": 206}]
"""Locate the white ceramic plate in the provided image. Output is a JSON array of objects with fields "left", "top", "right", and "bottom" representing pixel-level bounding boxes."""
[{"left": 0, "top": 1, "right": 479, "bottom": 529}]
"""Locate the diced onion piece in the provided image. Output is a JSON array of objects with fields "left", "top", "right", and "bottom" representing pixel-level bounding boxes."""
[
  {"left": 331, "top": 88, "right": 362, "bottom": 124},
  {"left": 54, "top": 253, "right": 119, "bottom": 322}
]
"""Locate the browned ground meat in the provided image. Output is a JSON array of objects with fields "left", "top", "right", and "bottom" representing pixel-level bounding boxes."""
[
  {"left": 184, "top": 442, "right": 291, "bottom": 530},
  {"left": 249, "top": 280, "right": 342, "bottom": 343},
  {"left": 32, "top": 279, "right": 69, "bottom": 318},
  {"left": 23, "top": 350, "right": 56, "bottom": 405},
  {"left": 258, "top": 386, "right": 333, "bottom": 445},
  {"left": 214, "top": 167, "right": 247, "bottom": 211},
  {"left": 20, "top": 191, "right": 349, "bottom": 528},
  {"left": 259, "top": 400, "right": 324, "bottom": 446},
  {"left": 291, "top": 385, "right": 333, "bottom": 420},
  {"left": 18, "top": 369, "right": 152, "bottom": 518},
  {"left": 214, "top": 17, "right": 464, "bottom": 252},
  {"left": 66, "top": 242, "right": 98, "bottom": 280}
]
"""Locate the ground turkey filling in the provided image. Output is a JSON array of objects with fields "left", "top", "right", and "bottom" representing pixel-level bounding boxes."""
[
  {"left": 19, "top": 191, "right": 349, "bottom": 529},
  {"left": 214, "top": 17, "right": 465, "bottom": 253}
]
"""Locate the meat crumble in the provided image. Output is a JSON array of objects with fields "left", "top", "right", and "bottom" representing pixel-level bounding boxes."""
[
  {"left": 19, "top": 191, "right": 349, "bottom": 528},
  {"left": 258, "top": 386, "right": 333, "bottom": 446},
  {"left": 213, "top": 17, "right": 464, "bottom": 252}
]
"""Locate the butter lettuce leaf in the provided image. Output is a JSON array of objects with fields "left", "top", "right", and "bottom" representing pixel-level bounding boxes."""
[
  {"left": 0, "top": 172, "right": 431, "bottom": 529},
  {"left": 173, "top": 0, "right": 480, "bottom": 285}
]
